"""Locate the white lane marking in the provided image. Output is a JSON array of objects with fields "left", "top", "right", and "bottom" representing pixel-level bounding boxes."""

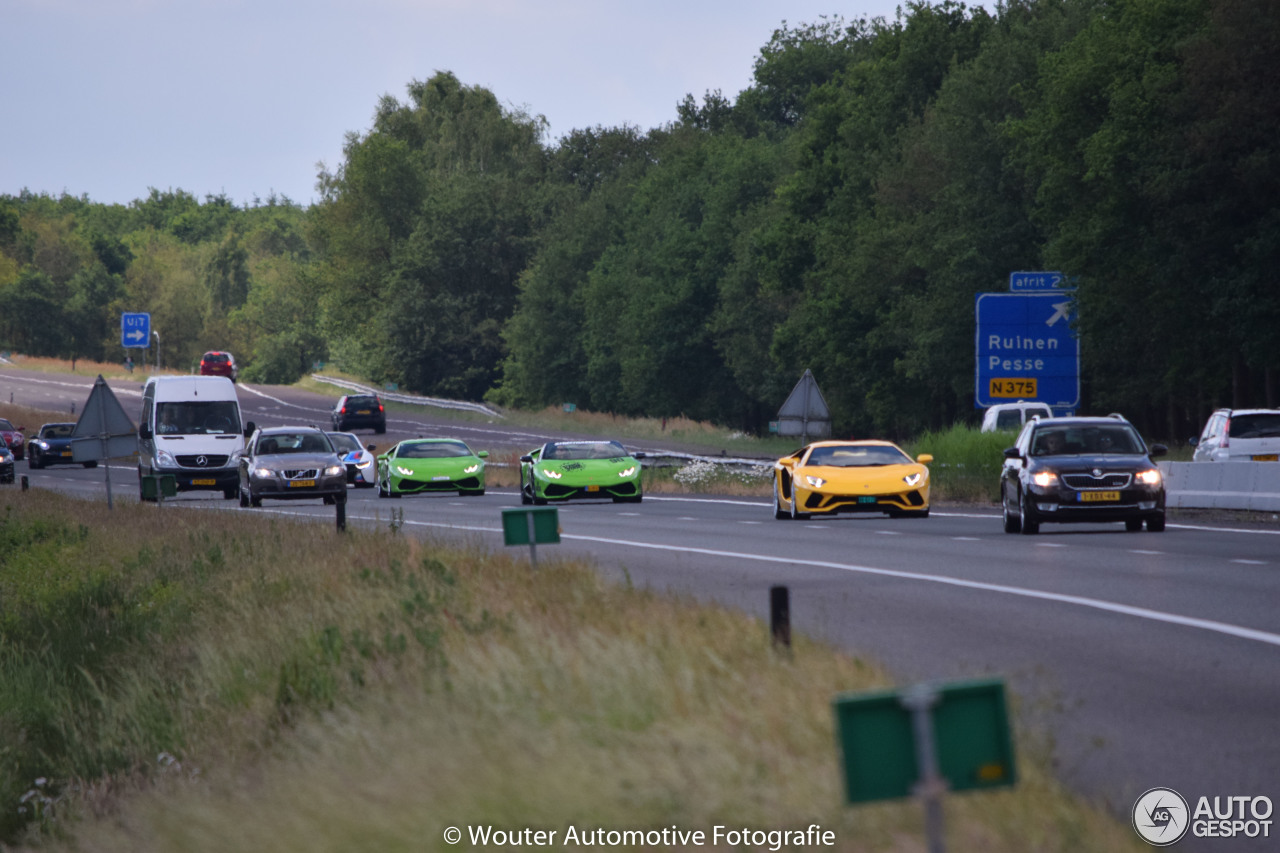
[
  {"left": 315, "top": 514, "right": 1280, "bottom": 650},
  {"left": 1129, "top": 549, "right": 1163, "bottom": 555},
  {"left": 874, "top": 530, "right": 901, "bottom": 536},
  {"left": 1036, "top": 542, "right": 1067, "bottom": 548},
  {"left": 952, "top": 536, "right": 981, "bottom": 541},
  {"left": 739, "top": 520, "right": 763, "bottom": 525},
  {"left": 1231, "top": 559, "right": 1268, "bottom": 565}
]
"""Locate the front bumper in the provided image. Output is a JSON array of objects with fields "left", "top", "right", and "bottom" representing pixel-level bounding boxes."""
[
  {"left": 389, "top": 473, "right": 484, "bottom": 494},
  {"left": 537, "top": 480, "right": 641, "bottom": 501},
  {"left": 1027, "top": 484, "right": 1165, "bottom": 521},
  {"left": 799, "top": 486, "right": 929, "bottom": 514},
  {"left": 248, "top": 471, "right": 348, "bottom": 500},
  {"left": 153, "top": 465, "right": 239, "bottom": 492}
]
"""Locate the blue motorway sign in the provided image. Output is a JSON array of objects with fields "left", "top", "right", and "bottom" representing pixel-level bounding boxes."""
[
  {"left": 975, "top": 293, "right": 1079, "bottom": 410},
  {"left": 1009, "top": 271, "right": 1072, "bottom": 292},
  {"left": 121, "top": 312, "right": 150, "bottom": 348}
]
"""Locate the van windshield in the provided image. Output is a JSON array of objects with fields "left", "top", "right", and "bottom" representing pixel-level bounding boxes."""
[{"left": 155, "top": 401, "right": 241, "bottom": 435}]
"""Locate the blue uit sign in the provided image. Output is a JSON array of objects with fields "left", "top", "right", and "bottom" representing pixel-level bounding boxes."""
[
  {"left": 121, "top": 312, "right": 150, "bottom": 348},
  {"left": 975, "top": 293, "right": 1079, "bottom": 410}
]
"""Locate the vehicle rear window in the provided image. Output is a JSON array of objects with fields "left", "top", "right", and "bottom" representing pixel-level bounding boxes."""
[
  {"left": 0, "top": 419, "right": 15, "bottom": 431},
  {"left": 346, "top": 396, "right": 378, "bottom": 408},
  {"left": 1228, "top": 414, "right": 1280, "bottom": 438},
  {"left": 996, "top": 410, "right": 1021, "bottom": 430},
  {"left": 203, "top": 353, "right": 229, "bottom": 364}
]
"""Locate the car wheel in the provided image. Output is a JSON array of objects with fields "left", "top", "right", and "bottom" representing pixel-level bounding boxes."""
[
  {"left": 1147, "top": 514, "right": 1166, "bottom": 532},
  {"left": 1125, "top": 518, "right": 1144, "bottom": 532},
  {"left": 1018, "top": 489, "right": 1039, "bottom": 535},
  {"left": 249, "top": 491, "right": 262, "bottom": 508},
  {"left": 239, "top": 486, "right": 249, "bottom": 508},
  {"left": 774, "top": 481, "right": 789, "bottom": 520},
  {"left": 28, "top": 452, "right": 41, "bottom": 470},
  {"left": 520, "top": 473, "right": 533, "bottom": 505},
  {"left": 83, "top": 460, "right": 98, "bottom": 469},
  {"left": 1002, "top": 490, "right": 1021, "bottom": 533},
  {"left": 790, "top": 490, "right": 810, "bottom": 521},
  {"left": 323, "top": 495, "right": 335, "bottom": 505}
]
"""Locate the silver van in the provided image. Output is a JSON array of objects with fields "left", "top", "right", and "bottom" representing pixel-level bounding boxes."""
[{"left": 138, "top": 375, "right": 253, "bottom": 499}]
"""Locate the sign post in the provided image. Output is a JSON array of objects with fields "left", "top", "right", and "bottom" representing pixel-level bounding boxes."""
[
  {"left": 501, "top": 506, "right": 560, "bottom": 569},
  {"left": 833, "top": 678, "right": 1017, "bottom": 853},
  {"left": 974, "top": 293, "right": 1079, "bottom": 413},
  {"left": 776, "top": 369, "right": 831, "bottom": 445},
  {"left": 70, "top": 376, "right": 139, "bottom": 510}
]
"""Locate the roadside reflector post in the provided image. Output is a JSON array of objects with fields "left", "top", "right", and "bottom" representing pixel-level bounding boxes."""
[
  {"left": 21, "top": 475, "right": 28, "bottom": 491},
  {"left": 770, "top": 585, "right": 791, "bottom": 650},
  {"left": 833, "top": 678, "right": 1017, "bottom": 853},
  {"left": 501, "top": 507, "right": 560, "bottom": 570},
  {"left": 336, "top": 498, "right": 346, "bottom": 532}
]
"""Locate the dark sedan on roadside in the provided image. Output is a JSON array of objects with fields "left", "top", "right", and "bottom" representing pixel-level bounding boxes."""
[
  {"left": 0, "top": 446, "right": 14, "bottom": 483},
  {"left": 28, "top": 422, "right": 96, "bottom": 469},
  {"left": 238, "top": 427, "right": 347, "bottom": 508}
]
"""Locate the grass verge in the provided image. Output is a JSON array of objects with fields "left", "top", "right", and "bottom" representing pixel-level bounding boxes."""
[{"left": 0, "top": 489, "right": 1147, "bottom": 852}]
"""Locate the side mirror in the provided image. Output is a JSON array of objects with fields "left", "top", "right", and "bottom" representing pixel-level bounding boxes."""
[
  {"left": 243, "top": 421, "right": 256, "bottom": 439},
  {"left": 519, "top": 455, "right": 533, "bottom": 464},
  {"left": 915, "top": 453, "right": 933, "bottom": 464},
  {"left": 1002, "top": 446, "right": 1022, "bottom": 459},
  {"left": 1187, "top": 437, "right": 1199, "bottom": 447},
  {"left": 366, "top": 444, "right": 376, "bottom": 453},
  {"left": 139, "top": 425, "right": 153, "bottom": 440},
  {"left": 1149, "top": 444, "right": 1168, "bottom": 458},
  {"left": 477, "top": 450, "right": 489, "bottom": 458},
  {"left": 633, "top": 451, "right": 647, "bottom": 459}
]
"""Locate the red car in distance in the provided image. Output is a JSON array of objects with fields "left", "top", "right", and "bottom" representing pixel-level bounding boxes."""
[{"left": 199, "top": 351, "right": 238, "bottom": 383}]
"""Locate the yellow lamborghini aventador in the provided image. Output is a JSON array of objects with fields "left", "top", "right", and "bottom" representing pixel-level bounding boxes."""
[{"left": 772, "top": 440, "right": 933, "bottom": 520}]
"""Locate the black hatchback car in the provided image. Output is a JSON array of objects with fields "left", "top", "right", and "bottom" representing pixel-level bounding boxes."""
[
  {"left": 1000, "top": 414, "right": 1167, "bottom": 534},
  {"left": 331, "top": 394, "right": 386, "bottom": 434}
]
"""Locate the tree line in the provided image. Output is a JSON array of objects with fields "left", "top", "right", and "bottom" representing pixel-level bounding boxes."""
[{"left": 2, "top": 0, "right": 1276, "bottom": 440}]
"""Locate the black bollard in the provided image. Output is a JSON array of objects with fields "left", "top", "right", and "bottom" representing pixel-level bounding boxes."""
[
  {"left": 770, "top": 585, "right": 791, "bottom": 649},
  {"left": 21, "top": 475, "right": 29, "bottom": 491},
  {"left": 336, "top": 498, "right": 346, "bottom": 532}
]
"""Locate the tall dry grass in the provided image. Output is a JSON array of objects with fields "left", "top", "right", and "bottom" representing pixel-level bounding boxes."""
[{"left": 0, "top": 490, "right": 1144, "bottom": 852}]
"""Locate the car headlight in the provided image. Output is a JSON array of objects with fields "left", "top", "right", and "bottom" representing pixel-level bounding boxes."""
[
  {"left": 252, "top": 467, "right": 274, "bottom": 479},
  {"left": 541, "top": 469, "right": 562, "bottom": 480},
  {"left": 324, "top": 465, "right": 344, "bottom": 477},
  {"left": 396, "top": 466, "right": 414, "bottom": 476},
  {"left": 35, "top": 440, "right": 49, "bottom": 450},
  {"left": 1032, "top": 471, "right": 1059, "bottom": 487},
  {"left": 1136, "top": 468, "right": 1162, "bottom": 486},
  {"left": 464, "top": 464, "right": 481, "bottom": 474},
  {"left": 157, "top": 450, "right": 178, "bottom": 467},
  {"left": 903, "top": 472, "right": 924, "bottom": 487},
  {"left": 805, "top": 475, "right": 826, "bottom": 488},
  {"left": 618, "top": 466, "right": 636, "bottom": 478}
]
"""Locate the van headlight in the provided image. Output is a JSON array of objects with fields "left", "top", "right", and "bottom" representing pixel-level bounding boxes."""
[{"left": 157, "top": 450, "right": 178, "bottom": 467}]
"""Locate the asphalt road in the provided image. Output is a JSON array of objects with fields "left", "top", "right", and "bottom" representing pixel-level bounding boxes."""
[{"left": 5, "top": 367, "right": 1279, "bottom": 851}]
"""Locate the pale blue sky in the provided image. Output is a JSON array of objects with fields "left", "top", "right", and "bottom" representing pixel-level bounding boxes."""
[{"left": 2, "top": 0, "right": 916, "bottom": 207}]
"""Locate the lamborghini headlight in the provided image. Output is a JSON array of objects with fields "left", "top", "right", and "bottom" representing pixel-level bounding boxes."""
[
  {"left": 397, "top": 466, "right": 414, "bottom": 477},
  {"left": 464, "top": 464, "right": 481, "bottom": 474},
  {"left": 618, "top": 466, "right": 636, "bottom": 478},
  {"left": 805, "top": 475, "right": 826, "bottom": 488},
  {"left": 541, "top": 469, "right": 562, "bottom": 480},
  {"left": 903, "top": 472, "right": 924, "bottom": 487}
]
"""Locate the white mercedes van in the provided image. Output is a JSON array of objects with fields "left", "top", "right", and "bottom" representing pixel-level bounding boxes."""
[{"left": 138, "top": 375, "right": 254, "bottom": 500}]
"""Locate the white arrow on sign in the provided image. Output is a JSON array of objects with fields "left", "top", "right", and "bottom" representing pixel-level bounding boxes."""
[
  {"left": 1046, "top": 301, "right": 1071, "bottom": 327},
  {"left": 126, "top": 329, "right": 147, "bottom": 342}
]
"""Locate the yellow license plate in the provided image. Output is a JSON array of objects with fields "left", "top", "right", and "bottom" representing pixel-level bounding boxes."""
[
  {"left": 1079, "top": 490, "right": 1120, "bottom": 502},
  {"left": 356, "top": 409, "right": 371, "bottom": 415},
  {"left": 288, "top": 480, "right": 316, "bottom": 488},
  {"left": 989, "top": 378, "right": 1038, "bottom": 398},
  {"left": 1252, "top": 454, "right": 1278, "bottom": 462},
  {"left": 192, "top": 478, "right": 216, "bottom": 486},
  {"left": 60, "top": 451, "right": 73, "bottom": 456},
  {"left": 586, "top": 485, "right": 600, "bottom": 492}
]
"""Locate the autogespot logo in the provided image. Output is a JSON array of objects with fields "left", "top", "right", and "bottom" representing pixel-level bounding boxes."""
[{"left": 1134, "top": 787, "right": 1190, "bottom": 846}]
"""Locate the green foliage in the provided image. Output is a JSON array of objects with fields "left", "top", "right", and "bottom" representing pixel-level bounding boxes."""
[{"left": 4, "top": 0, "right": 1278, "bottom": 438}]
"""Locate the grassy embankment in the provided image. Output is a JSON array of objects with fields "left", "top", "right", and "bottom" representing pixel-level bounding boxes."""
[{"left": 0, "top": 488, "right": 1146, "bottom": 852}]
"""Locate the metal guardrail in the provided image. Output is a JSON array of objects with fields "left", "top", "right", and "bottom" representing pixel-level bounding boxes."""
[
  {"left": 1159, "top": 462, "right": 1280, "bottom": 512},
  {"left": 311, "top": 374, "right": 504, "bottom": 419}
]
